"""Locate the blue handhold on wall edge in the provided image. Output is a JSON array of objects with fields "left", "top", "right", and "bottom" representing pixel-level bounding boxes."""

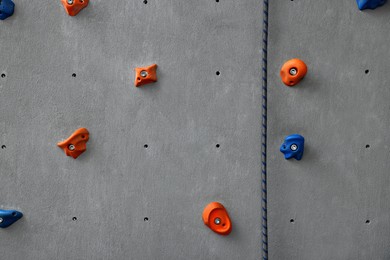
[
  {"left": 356, "top": 0, "right": 387, "bottom": 10},
  {"left": 280, "top": 134, "right": 305, "bottom": 161},
  {"left": 0, "top": 209, "right": 23, "bottom": 228},
  {"left": 0, "top": 0, "right": 15, "bottom": 20}
]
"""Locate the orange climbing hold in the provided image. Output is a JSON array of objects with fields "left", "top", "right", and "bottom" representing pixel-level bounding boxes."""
[
  {"left": 280, "top": 58, "right": 308, "bottom": 86},
  {"left": 61, "top": 0, "right": 89, "bottom": 16},
  {"left": 202, "top": 202, "right": 232, "bottom": 235},
  {"left": 57, "top": 128, "right": 89, "bottom": 159},
  {"left": 134, "top": 64, "right": 158, "bottom": 87}
]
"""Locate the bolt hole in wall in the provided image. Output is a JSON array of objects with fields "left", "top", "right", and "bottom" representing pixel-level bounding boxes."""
[
  {"left": 290, "top": 219, "right": 294, "bottom": 223},
  {"left": 144, "top": 144, "right": 148, "bottom": 148},
  {"left": 366, "top": 220, "right": 370, "bottom": 224},
  {"left": 365, "top": 69, "right": 369, "bottom": 74},
  {"left": 1, "top": 145, "right": 6, "bottom": 149},
  {"left": 216, "top": 71, "right": 220, "bottom": 76},
  {"left": 72, "top": 217, "right": 77, "bottom": 221},
  {"left": 143, "top": 0, "right": 147, "bottom": 4},
  {"left": 72, "top": 73, "right": 76, "bottom": 78},
  {"left": 144, "top": 217, "right": 149, "bottom": 221},
  {"left": 216, "top": 144, "right": 220, "bottom": 148},
  {"left": 366, "top": 144, "right": 370, "bottom": 148},
  {"left": 1, "top": 73, "right": 5, "bottom": 78}
]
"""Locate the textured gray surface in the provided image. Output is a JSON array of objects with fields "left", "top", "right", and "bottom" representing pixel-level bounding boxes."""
[
  {"left": 268, "top": 1, "right": 390, "bottom": 259},
  {"left": 0, "top": 0, "right": 262, "bottom": 259}
]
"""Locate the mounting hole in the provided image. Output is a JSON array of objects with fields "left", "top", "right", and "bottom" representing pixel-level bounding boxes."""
[
  {"left": 216, "top": 144, "right": 220, "bottom": 148},
  {"left": 72, "top": 217, "right": 77, "bottom": 221},
  {"left": 137, "top": 77, "right": 141, "bottom": 81},
  {"left": 216, "top": 0, "right": 219, "bottom": 2},
  {"left": 216, "top": 71, "right": 220, "bottom": 76},
  {"left": 365, "top": 69, "right": 369, "bottom": 74},
  {"left": 290, "top": 219, "right": 294, "bottom": 223},
  {"left": 1, "top": 73, "right": 5, "bottom": 78},
  {"left": 1, "top": 145, "right": 6, "bottom": 149},
  {"left": 143, "top": 0, "right": 147, "bottom": 3},
  {"left": 144, "top": 217, "right": 149, "bottom": 221},
  {"left": 11, "top": 212, "right": 17, "bottom": 216},
  {"left": 144, "top": 144, "right": 148, "bottom": 148},
  {"left": 72, "top": 73, "right": 76, "bottom": 78},
  {"left": 366, "top": 220, "right": 370, "bottom": 224},
  {"left": 365, "top": 144, "right": 370, "bottom": 148}
]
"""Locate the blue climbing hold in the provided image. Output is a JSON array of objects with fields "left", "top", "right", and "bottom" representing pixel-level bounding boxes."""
[
  {"left": 280, "top": 134, "right": 305, "bottom": 161},
  {"left": 356, "top": 0, "right": 386, "bottom": 10},
  {"left": 0, "top": 0, "right": 15, "bottom": 20},
  {"left": 0, "top": 209, "right": 23, "bottom": 228}
]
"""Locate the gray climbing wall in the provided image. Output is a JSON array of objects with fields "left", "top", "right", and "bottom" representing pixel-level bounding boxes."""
[
  {"left": 268, "top": 1, "right": 390, "bottom": 259},
  {"left": 0, "top": 0, "right": 263, "bottom": 259}
]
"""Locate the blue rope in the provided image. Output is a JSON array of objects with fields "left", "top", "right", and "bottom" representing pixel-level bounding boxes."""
[{"left": 261, "top": 0, "right": 268, "bottom": 259}]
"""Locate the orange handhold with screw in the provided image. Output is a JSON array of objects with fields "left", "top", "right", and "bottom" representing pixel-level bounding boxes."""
[
  {"left": 280, "top": 58, "right": 307, "bottom": 86},
  {"left": 134, "top": 64, "right": 158, "bottom": 87},
  {"left": 202, "top": 202, "right": 232, "bottom": 235},
  {"left": 61, "top": 0, "right": 89, "bottom": 16},
  {"left": 57, "top": 128, "right": 89, "bottom": 159}
]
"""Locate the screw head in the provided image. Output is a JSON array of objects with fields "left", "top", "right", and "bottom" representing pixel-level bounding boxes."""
[
  {"left": 68, "top": 144, "right": 75, "bottom": 151},
  {"left": 289, "top": 68, "right": 297, "bottom": 76},
  {"left": 67, "top": 0, "right": 74, "bottom": 4},
  {"left": 214, "top": 218, "right": 221, "bottom": 225},
  {"left": 290, "top": 144, "right": 298, "bottom": 151},
  {"left": 140, "top": 70, "right": 148, "bottom": 77}
]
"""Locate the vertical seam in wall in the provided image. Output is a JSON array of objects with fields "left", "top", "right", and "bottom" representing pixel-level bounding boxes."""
[{"left": 261, "top": 0, "right": 268, "bottom": 259}]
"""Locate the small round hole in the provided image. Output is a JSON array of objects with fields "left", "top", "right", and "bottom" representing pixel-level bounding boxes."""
[
  {"left": 137, "top": 77, "right": 141, "bottom": 81},
  {"left": 216, "top": 0, "right": 219, "bottom": 2},
  {"left": 72, "top": 73, "right": 76, "bottom": 78},
  {"left": 81, "top": 135, "right": 85, "bottom": 139},
  {"left": 143, "top": 0, "right": 147, "bottom": 4},
  {"left": 365, "top": 70, "right": 369, "bottom": 74},
  {"left": 216, "top": 144, "right": 220, "bottom": 148},
  {"left": 290, "top": 219, "right": 294, "bottom": 223},
  {"left": 11, "top": 212, "right": 17, "bottom": 216},
  {"left": 144, "top": 144, "right": 148, "bottom": 148},
  {"left": 366, "top": 144, "right": 370, "bottom": 148},
  {"left": 216, "top": 71, "right": 220, "bottom": 76},
  {"left": 1, "top": 145, "right": 6, "bottom": 149},
  {"left": 72, "top": 217, "right": 77, "bottom": 221},
  {"left": 366, "top": 220, "right": 370, "bottom": 224},
  {"left": 144, "top": 217, "right": 149, "bottom": 221},
  {"left": 1, "top": 73, "right": 6, "bottom": 78}
]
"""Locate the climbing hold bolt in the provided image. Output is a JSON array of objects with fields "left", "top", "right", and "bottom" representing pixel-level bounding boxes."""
[
  {"left": 61, "top": 0, "right": 89, "bottom": 16},
  {"left": 134, "top": 64, "right": 158, "bottom": 87},
  {"left": 0, "top": 0, "right": 15, "bottom": 21},
  {"left": 280, "top": 134, "right": 305, "bottom": 161},
  {"left": 57, "top": 128, "right": 89, "bottom": 159},
  {"left": 280, "top": 58, "right": 307, "bottom": 86},
  {"left": 202, "top": 202, "right": 232, "bottom": 235},
  {"left": 356, "top": 0, "right": 386, "bottom": 10},
  {"left": 0, "top": 209, "right": 23, "bottom": 228}
]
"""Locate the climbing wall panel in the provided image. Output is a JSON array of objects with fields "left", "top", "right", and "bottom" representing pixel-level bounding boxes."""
[
  {"left": 0, "top": 0, "right": 263, "bottom": 259},
  {"left": 268, "top": 1, "right": 390, "bottom": 259}
]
